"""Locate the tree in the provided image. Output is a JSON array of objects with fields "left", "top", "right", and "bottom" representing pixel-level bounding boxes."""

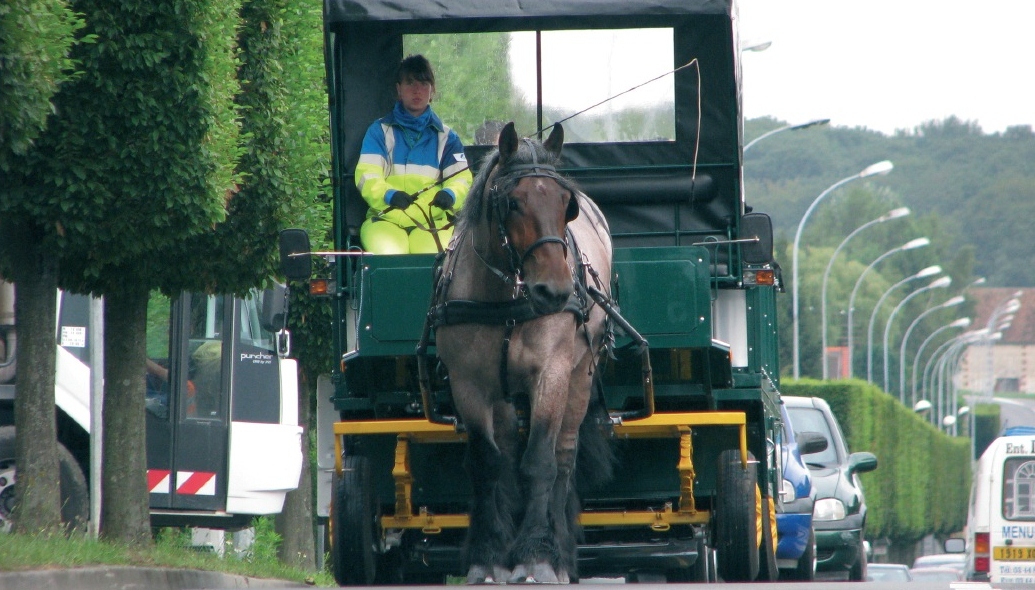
[
  {"left": 0, "top": 0, "right": 84, "bottom": 172},
  {"left": 4, "top": 0, "right": 243, "bottom": 543},
  {"left": 0, "top": 0, "right": 83, "bottom": 535}
]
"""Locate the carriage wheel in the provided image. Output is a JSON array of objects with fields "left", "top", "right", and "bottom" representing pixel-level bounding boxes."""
[
  {"left": 757, "top": 490, "right": 779, "bottom": 581},
  {"left": 332, "top": 455, "right": 377, "bottom": 585},
  {"left": 713, "top": 449, "right": 759, "bottom": 582}
]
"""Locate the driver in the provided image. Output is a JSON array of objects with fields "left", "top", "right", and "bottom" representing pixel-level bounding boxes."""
[{"left": 355, "top": 54, "right": 472, "bottom": 254}]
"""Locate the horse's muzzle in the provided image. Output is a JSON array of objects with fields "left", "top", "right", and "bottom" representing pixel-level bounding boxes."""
[{"left": 528, "top": 281, "right": 573, "bottom": 315}]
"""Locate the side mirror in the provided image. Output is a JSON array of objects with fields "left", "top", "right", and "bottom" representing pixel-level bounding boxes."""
[
  {"left": 260, "top": 283, "right": 288, "bottom": 332},
  {"left": 796, "top": 431, "right": 829, "bottom": 455},
  {"left": 944, "top": 538, "right": 966, "bottom": 554},
  {"left": 740, "top": 212, "right": 774, "bottom": 265},
  {"left": 279, "top": 229, "right": 312, "bottom": 282},
  {"left": 848, "top": 451, "right": 878, "bottom": 475}
]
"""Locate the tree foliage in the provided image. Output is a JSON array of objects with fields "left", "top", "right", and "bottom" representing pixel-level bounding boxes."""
[
  {"left": 0, "top": 0, "right": 84, "bottom": 172},
  {"left": 745, "top": 115, "right": 1035, "bottom": 288}
]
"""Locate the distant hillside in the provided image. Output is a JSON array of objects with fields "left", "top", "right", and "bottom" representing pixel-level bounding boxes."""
[{"left": 744, "top": 116, "right": 1035, "bottom": 287}]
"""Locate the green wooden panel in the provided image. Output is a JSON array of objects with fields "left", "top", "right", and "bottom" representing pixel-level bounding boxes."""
[
  {"left": 612, "top": 246, "right": 712, "bottom": 346},
  {"left": 361, "top": 255, "right": 436, "bottom": 346}
]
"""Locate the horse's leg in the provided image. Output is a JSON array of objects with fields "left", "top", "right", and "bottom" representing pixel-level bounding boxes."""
[
  {"left": 508, "top": 367, "right": 574, "bottom": 584},
  {"left": 507, "top": 415, "right": 561, "bottom": 583},
  {"left": 549, "top": 367, "right": 596, "bottom": 583},
  {"left": 463, "top": 421, "right": 516, "bottom": 584}
]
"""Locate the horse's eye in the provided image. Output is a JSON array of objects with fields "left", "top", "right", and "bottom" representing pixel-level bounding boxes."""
[{"left": 508, "top": 199, "right": 520, "bottom": 212}]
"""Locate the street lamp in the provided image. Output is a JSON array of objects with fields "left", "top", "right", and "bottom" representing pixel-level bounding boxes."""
[
  {"left": 914, "top": 399, "right": 932, "bottom": 414},
  {"left": 821, "top": 207, "right": 910, "bottom": 378},
  {"left": 899, "top": 296, "right": 966, "bottom": 404},
  {"left": 883, "top": 275, "right": 952, "bottom": 397},
  {"left": 740, "top": 39, "right": 773, "bottom": 53},
  {"left": 866, "top": 264, "right": 942, "bottom": 382},
  {"left": 792, "top": 160, "right": 894, "bottom": 378},
  {"left": 912, "top": 317, "right": 971, "bottom": 406},
  {"left": 744, "top": 118, "right": 831, "bottom": 153},
  {"left": 923, "top": 329, "right": 988, "bottom": 417},
  {"left": 846, "top": 237, "right": 929, "bottom": 379},
  {"left": 984, "top": 293, "right": 1022, "bottom": 397},
  {"left": 939, "top": 331, "right": 1000, "bottom": 428}
]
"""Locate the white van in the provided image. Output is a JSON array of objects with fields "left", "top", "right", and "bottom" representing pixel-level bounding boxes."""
[{"left": 961, "top": 426, "right": 1035, "bottom": 584}]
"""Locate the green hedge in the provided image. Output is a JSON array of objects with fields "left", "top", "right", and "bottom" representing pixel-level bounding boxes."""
[{"left": 782, "top": 379, "right": 971, "bottom": 545}]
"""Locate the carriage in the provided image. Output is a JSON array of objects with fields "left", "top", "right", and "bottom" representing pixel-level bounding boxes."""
[{"left": 280, "top": 0, "right": 788, "bottom": 583}]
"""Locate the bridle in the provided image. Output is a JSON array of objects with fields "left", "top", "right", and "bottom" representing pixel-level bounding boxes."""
[{"left": 477, "top": 139, "right": 580, "bottom": 297}]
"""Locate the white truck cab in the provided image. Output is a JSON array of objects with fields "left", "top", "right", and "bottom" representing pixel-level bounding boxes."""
[{"left": 963, "top": 426, "right": 1035, "bottom": 584}]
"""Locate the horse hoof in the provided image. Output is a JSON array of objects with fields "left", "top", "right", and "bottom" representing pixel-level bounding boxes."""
[
  {"left": 508, "top": 562, "right": 561, "bottom": 584},
  {"left": 466, "top": 565, "right": 511, "bottom": 584}
]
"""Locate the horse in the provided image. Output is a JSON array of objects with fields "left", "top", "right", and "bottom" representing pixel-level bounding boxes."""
[{"left": 429, "top": 122, "right": 614, "bottom": 584}]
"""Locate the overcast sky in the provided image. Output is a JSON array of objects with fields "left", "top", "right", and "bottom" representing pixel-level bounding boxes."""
[{"left": 738, "top": 0, "right": 1035, "bottom": 135}]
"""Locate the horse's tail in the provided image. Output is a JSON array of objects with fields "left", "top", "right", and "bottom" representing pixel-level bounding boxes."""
[{"left": 576, "top": 375, "right": 616, "bottom": 492}]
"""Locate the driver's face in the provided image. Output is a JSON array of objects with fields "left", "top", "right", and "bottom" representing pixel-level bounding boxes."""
[{"left": 397, "top": 77, "right": 434, "bottom": 117}]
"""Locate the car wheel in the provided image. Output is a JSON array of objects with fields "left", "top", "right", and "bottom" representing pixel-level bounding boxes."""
[
  {"left": 848, "top": 535, "right": 867, "bottom": 582},
  {"left": 785, "top": 528, "right": 816, "bottom": 581}
]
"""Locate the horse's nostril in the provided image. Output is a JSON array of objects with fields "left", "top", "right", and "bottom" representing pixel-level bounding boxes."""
[{"left": 531, "top": 283, "right": 570, "bottom": 312}]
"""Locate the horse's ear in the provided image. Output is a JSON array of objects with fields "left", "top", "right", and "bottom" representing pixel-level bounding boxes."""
[
  {"left": 498, "top": 122, "right": 519, "bottom": 165},
  {"left": 543, "top": 123, "right": 564, "bottom": 158}
]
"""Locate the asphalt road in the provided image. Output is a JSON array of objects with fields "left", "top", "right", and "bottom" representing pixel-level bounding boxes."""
[{"left": 0, "top": 568, "right": 1002, "bottom": 590}]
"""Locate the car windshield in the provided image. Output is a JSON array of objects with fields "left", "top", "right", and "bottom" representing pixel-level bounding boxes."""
[
  {"left": 787, "top": 407, "right": 838, "bottom": 466},
  {"left": 866, "top": 565, "right": 911, "bottom": 582},
  {"left": 912, "top": 553, "right": 965, "bottom": 569}
]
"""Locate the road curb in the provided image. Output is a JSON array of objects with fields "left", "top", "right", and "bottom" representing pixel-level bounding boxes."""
[{"left": 0, "top": 566, "right": 310, "bottom": 590}]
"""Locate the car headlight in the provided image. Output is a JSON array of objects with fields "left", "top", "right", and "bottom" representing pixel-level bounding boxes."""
[
  {"left": 780, "top": 479, "right": 797, "bottom": 503},
  {"left": 813, "top": 498, "right": 846, "bottom": 521}
]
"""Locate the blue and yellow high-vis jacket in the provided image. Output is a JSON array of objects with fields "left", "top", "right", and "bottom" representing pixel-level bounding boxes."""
[{"left": 355, "top": 103, "right": 472, "bottom": 228}]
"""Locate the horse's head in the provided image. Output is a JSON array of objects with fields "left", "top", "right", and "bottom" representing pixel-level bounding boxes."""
[{"left": 485, "top": 122, "right": 580, "bottom": 315}]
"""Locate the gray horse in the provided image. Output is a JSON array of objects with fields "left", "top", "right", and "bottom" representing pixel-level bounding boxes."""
[{"left": 432, "top": 122, "right": 613, "bottom": 584}]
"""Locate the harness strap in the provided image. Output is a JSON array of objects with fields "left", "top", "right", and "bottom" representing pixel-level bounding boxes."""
[{"left": 500, "top": 320, "right": 516, "bottom": 402}]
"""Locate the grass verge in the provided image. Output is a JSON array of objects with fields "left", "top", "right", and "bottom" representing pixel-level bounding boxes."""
[{"left": 0, "top": 518, "right": 333, "bottom": 587}]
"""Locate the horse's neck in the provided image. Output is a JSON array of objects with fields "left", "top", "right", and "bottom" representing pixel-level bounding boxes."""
[{"left": 446, "top": 222, "right": 518, "bottom": 302}]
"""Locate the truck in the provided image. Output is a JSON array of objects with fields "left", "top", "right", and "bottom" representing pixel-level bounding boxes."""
[
  {"left": 959, "top": 426, "right": 1035, "bottom": 584},
  {"left": 285, "top": 0, "right": 789, "bottom": 583},
  {"left": 0, "top": 278, "right": 303, "bottom": 532}
]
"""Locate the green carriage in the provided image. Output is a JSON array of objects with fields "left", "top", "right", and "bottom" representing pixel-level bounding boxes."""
[{"left": 282, "top": 0, "right": 788, "bottom": 583}]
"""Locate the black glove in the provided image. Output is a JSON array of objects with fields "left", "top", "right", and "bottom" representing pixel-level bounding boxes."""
[
  {"left": 431, "top": 190, "right": 455, "bottom": 210},
  {"left": 388, "top": 191, "right": 413, "bottom": 209}
]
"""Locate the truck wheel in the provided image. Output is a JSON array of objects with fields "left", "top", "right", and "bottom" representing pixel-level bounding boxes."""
[
  {"left": 0, "top": 426, "right": 88, "bottom": 533},
  {"left": 714, "top": 449, "right": 759, "bottom": 581},
  {"left": 331, "top": 455, "right": 377, "bottom": 585}
]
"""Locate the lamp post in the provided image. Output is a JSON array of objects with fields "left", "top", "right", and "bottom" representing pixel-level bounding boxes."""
[
  {"left": 792, "top": 160, "right": 894, "bottom": 378},
  {"left": 922, "top": 329, "right": 988, "bottom": 416},
  {"left": 741, "top": 39, "right": 773, "bottom": 53},
  {"left": 899, "top": 296, "right": 966, "bottom": 404},
  {"left": 846, "top": 237, "right": 929, "bottom": 379},
  {"left": 939, "top": 331, "right": 1000, "bottom": 427},
  {"left": 866, "top": 265, "right": 942, "bottom": 383},
  {"left": 984, "top": 293, "right": 1022, "bottom": 397},
  {"left": 883, "top": 275, "right": 952, "bottom": 397},
  {"left": 912, "top": 317, "right": 971, "bottom": 406},
  {"left": 821, "top": 207, "right": 910, "bottom": 378},
  {"left": 744, "top": 118, "right": 830, "bottom": 153}
]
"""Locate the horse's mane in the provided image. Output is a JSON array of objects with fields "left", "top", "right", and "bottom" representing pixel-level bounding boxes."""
[{"left": 455, "top": 137, "right": 581, "bottom": 234}]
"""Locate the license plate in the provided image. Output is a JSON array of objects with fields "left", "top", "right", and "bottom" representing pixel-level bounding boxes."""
[{"left": 994, "top": 546, "right": 1035, "bottom": 561}]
